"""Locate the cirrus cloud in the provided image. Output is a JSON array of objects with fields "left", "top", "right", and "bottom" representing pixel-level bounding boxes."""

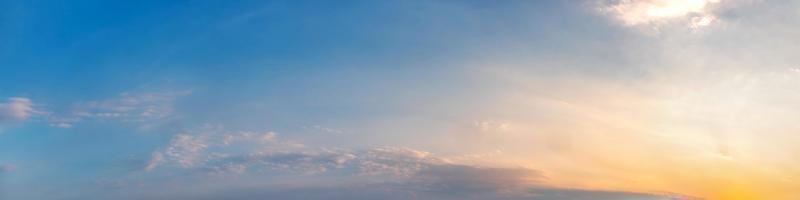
[{"left": 46, "top": 90, "right": 190, "bottom": 128}]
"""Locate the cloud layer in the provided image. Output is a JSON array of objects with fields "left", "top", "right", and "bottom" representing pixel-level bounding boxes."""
[{"left": 126, "top": 128, "right": 693, "bottom": 200}]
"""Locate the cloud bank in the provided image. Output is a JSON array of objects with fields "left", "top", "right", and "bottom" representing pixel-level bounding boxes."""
[{"left": 122, "top": 128, "right": 695, "bottom": 200}]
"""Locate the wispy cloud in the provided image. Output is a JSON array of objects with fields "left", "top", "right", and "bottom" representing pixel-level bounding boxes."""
[
  {"left": 47, "top": 90, "right": 190, "bottom": 128},
  {"left": 0, "top": 97, "right": 36, "bottom": 125},
  {"left": 143, "top": 152, "right": 164, "bottom": 172},
  {"left": 0, "top": 164, "right": 16, "bottom": 173},
  {"left": 302, "top": 125, "right": 344, "bottom": 134},
  {"left": 77, "top": 91, "right": 186, "bottom": 121},
  {"left": 129, "top": 126, "right": 695, "bottom": 200},
  {"left": 473, "top": 120, "right": 512, "bottom": 133}
]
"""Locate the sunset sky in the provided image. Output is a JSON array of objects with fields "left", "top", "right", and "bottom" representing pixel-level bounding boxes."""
[{"left": 2, "top": 0, "right": 800, "bottom": 199}]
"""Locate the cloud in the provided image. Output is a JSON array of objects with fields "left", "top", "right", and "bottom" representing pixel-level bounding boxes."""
[
  {"left": 137, "top": 148, "right": 684, "bottom": 200},
  {"left": 126, "top": 151, "right": 686, "bottom": 200},
  {"left": 143, "top": 129, "right": 509, "bottom": 177},
  {"left": 148, "top": 134, "right": 209, "bottom": 169},
  {"left": 214, "top": 150, "right": 357, "bottom": 175},
  {"left": 130, "top": 129, "right": 694, "bottom": 200},
  {"left": 473, "top": 120, "right": 511, "bottom": 132},
  {"left": 597, "top": 0, "right": 722, "bottom": 29},
  {"left": 159, "top": 185, "right": 686, "bottom": 200},
  {"left": 412, "top": 165, "right": 543, "bottom": 194},
  {"left": 47, "top": 91, "right": 190, "bottom": 128},
  {"left": 144, "top": 129, "right": 283, "bottom": 171},
  {"left": 178, "top": 164, "right": 652, "bottom": 200},
  {"left": 0, "top": 91, "right": 189, "bottom": 130},
  {"left": 0, "top": 164, "right": 16, "bottom": 173},
  {"left": 356, "top": 147, "right": 443, "bottom": 176},
  {"left": 146, "top": 131, "right": 451, "bottom": 177},
  {"left": 144, "top": 152, "right": 164, "bottom": 171},
  {"left": 79, "top": 91, "right": 185, "bottom": 120},
  {"left": 222, "top": 131, "right": 276, "bottom": 146},
  {"left": 302, "top": 125, "right": 344, "bottom": 134},
  {"left": 0, "top": 97, "right": 35, "bottom": 124}
]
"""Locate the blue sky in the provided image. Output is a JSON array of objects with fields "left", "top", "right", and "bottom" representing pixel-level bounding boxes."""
[{"left": 3, "top": 0, "right": 800, "bottom": 199}]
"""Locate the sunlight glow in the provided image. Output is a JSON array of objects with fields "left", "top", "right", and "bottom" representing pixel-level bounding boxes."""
[{"left": 601, "top": 0, "right": 721, "bottom": 27}]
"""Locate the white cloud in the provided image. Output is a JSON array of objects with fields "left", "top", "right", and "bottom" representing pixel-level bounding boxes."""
[
  {"left": 0, "top": 97, "right": 35, "bottom": 124},
  {"left": 598, "top": 0, "right": 722, "bottom": 29},
  {"left": 162, "top": 134, "right": 210, "bottom": 168},
  {"left": 690, "top": 14, "right": 715, "bottom": 28},
  {"left": 473, "top": 120, "right": 511, "bottom": 132}
]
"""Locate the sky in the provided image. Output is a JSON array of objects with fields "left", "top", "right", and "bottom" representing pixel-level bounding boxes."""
[{"left": 1, "top": 0, "right": 799, "bottom": 199}]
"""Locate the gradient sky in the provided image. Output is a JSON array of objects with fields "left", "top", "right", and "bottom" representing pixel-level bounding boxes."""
[{"left": 2, "top": 0, "right": 800, "bottom": 200}]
